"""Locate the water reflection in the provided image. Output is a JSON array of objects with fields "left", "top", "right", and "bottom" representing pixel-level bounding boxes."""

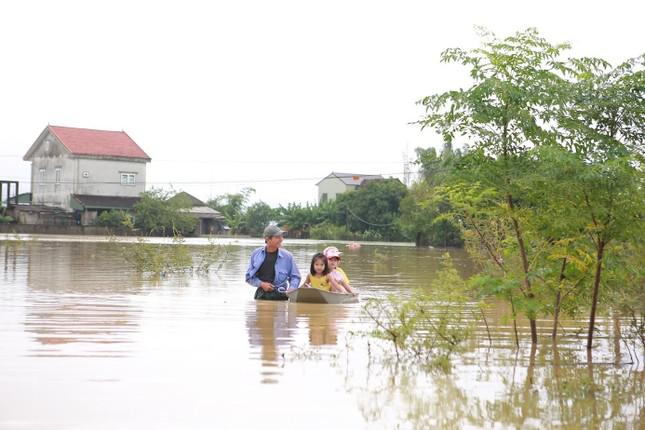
[
  {"left": 24, "top": 297, "right": 140, "bottom": 357},
  {"left": 245, "top": 301, "right": 295, "bottom": 383},
  {"left": 351, "top": 339, "right": 644, "bottom": 429},
  {"left": 245, "top": 301, "right": 352, "bottom": 383},
  {"left": 292, "top": 303, "right": 349, "bottom": 346},
  {"left": 21, "top": 241, "right": 143, "bottom": 358}
]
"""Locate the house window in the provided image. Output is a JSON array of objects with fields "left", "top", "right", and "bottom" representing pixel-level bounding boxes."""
[
  {"left": 321, "top": 193, "right": 328, "bottom": 203},
  {"left": 55, "top": 168, "right": 62, "bottom": 184},
  {"left": 121, "top": 173, "right": 136, "bottom": 185},
  {"left": 39, "top": 169, "right": 45, "bottom": 187}
]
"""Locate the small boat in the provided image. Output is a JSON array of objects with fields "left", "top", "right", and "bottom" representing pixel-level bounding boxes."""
[{"left": 286, "top": 287, "right": 359, "bottom": 304}]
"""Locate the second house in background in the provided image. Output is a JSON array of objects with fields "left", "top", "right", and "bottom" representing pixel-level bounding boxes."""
[{"left": 316, "top": 172, "right": 384, "bottom": 204}]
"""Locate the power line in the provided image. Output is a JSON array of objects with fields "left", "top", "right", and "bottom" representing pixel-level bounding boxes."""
[
  {"left": 347, "top": 206, "right": 398, "bottom": 227},
  {"left": 0, "top": 154, "right": 406, "bottom": 164},
  {"left": 2, "top": 171, "right": 420, "bottom": 186}
]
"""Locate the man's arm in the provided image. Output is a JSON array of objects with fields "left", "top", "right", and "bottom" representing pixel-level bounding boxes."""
[
  {"left": 288, "top": 258, "right": 301, "bottom": 290},
  {"left": 245, "top": 249, "right": 262, "bottom": 288}
]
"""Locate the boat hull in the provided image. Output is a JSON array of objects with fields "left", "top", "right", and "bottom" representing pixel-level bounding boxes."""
[{"left": 286, "top": 287, "right": 359, "bottom": 304}]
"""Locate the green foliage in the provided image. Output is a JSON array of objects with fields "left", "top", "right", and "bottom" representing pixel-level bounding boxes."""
[
  {"left": 363, "top": 254, "right": 477, "bottom": 371},
  {"left": 133, "top": 188, "right": 197, "bottom": 236},
  {"left": 120, "top": 237, "right": 192, "bottom": 276},
  {"left": 194, "top": 238, "right": 232, "bottom": 274},
  {"left": 276, "top": 201, "right": 340, "bottom": 237},
  {"left": 95, "top": 210, "right": 133, "bottom": 229},
  {"left": 206, "top": 187, "right": 255, "bottom": 233},
  {"left": 335, "top": 178, "right": 408, "bottom": 241},
  {"left": 244, "top": 201, "right": 278, "bottom": 236},
  {"left": 0, "top": 215, "right": 14, "bottom": 224},
  {"left": 399, "top": 181, "right": 463, "bottom": 247},
  {"left": 118, "top": 236, "right": 229, "bottom": 278}
]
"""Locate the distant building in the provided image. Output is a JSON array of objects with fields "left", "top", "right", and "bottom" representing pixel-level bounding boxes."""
[
  {"left": 22, "top": 125, "right": 151, "bottom": 225},
  {"left": 316, "top": 172, "right": 385, "bottom": 203},
  {"left": 168, "top": 191, "right": 228, "bottom": 235}
]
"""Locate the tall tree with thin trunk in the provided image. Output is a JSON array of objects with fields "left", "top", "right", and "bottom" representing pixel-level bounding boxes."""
[
  {"left": 418, "top": 28, "right": 573, "bottom": 344},
  {"left": 554, "top": 55, "right": 645, "bottom": 349}
]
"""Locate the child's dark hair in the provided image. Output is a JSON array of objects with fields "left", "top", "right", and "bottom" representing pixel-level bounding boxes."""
[{"left": 310, "top": 253, "right": 330, "bottom": 276}]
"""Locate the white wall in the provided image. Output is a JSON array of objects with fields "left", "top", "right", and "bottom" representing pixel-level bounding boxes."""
[
  {"left": 30, "top": 136, "right": 75, "bottom": 209},
  {"left": 317, "top": 176, "right": 353, "bottom": 203},
  {"left": 75, "top": 158, "right": 146, "bottom": 197}
]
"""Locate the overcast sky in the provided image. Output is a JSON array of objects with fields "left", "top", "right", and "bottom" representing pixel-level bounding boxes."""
[{"left": 1, "top": 0, "right": 643, "bottom": 206}]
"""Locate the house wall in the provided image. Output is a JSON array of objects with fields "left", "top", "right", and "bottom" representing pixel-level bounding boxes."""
[
  {"left": 317, "top": 176, "right": 355, "bottom": 203},
  {"left": 28, "top": 130, "right": 147, "bottom": 211},
  {"left": 29, "top": 135, "right": 75, "bottom": 210},
  {"left": 75, "top": 158, "right": 146, "bottom": 197}
]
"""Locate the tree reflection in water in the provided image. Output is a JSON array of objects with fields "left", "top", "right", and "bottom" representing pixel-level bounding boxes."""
[{"left": 348, "top": 340, "right": 644, "bottom": 429}]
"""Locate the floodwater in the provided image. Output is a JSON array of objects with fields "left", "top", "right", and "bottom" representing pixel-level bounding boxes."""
[{"left": 0, "top": 235, "right": 643, "bottom": 429}]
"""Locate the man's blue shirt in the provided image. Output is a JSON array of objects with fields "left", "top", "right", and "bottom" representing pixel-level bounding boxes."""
[{"left": 245, "top": 247, "right": 301, "bottom": 290}]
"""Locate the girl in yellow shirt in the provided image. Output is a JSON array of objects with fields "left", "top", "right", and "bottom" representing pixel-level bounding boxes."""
[{"left": 301, "top": 253, "right": 346, "bottom": 293}]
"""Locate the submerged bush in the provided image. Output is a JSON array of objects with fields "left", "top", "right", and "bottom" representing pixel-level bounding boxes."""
[
  {"left": 362, "top": 253, "right": 483, "bottom": 371},
  {"left": 117, "top": 236, "right": 229, "bottom": 277}
]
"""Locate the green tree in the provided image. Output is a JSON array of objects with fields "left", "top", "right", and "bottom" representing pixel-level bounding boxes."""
[
  {"left": 244, "top": 201, "right": 277, "bottom": 236},
  {"left": 418, "top": 28, "right": 576, "bottom": 344},
  {"left": 276, "top": 200, "right": 339, "bottom": 238},
  {"left": 133, "top": 189, "right": 197, "bottom": 236},
  {"left": 336, "top": 178, "right": 408, "bottom": 241},
  {"left": 400, "top": 143, "right": 464, "bottom": 247},
  {"left": 552, "top": 55, "right": 645, "bottom": 349},
  {"left": 95, "top": 209, "right": 133, "bottom": 229},
  {"left": 207, "top": 187, "right": 255, "bottom": 233}
]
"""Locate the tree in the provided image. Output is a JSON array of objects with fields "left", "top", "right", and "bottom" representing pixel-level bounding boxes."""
[
  {"left": 336, "top": 178, "right": 408, "bottom": 241},
  {"left": 418, "top": 28, "right": 574, "bottom": 344},
  {"left": 553, "top": 55, "right": 645, "bottom": 349},
  {"left": 244, "top": 201, "right": 277, "bottom": 236},
  {"left": 133, "top": 189, "right": 197, "bottom": 236},
  {"left": 207, "top": 187, "right": 255, "bottom": 233},
  {"left": 276, "top": 201, "right": 339, "bottom": 238},
  {"left": 400, "top": 142, "right": 464, "bottom": 247}
]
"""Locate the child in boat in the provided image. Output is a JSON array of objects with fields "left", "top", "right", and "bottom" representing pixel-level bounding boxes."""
[
  {"left": 301, "top": 253, "right": 348, "bottom": 293},
  {"left": 323, "top": 246, "right": 356, "bottom": 295}
]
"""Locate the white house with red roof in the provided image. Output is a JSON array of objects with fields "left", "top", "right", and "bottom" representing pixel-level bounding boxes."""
[{"left": 23, "top": 125, "right": 151, "bottom": 224}]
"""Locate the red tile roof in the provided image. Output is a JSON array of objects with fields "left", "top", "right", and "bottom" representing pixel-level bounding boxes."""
[{"left": 48, "top": 125, "right": 151, "bottom": 161}]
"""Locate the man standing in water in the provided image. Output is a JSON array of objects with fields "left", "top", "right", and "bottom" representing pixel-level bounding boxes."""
[{"left": 245, "top": 224, "right": 301, "bottom": 300}]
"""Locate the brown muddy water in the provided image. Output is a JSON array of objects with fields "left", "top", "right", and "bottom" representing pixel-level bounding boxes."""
[{"left": 0, "top": 235, "right": 643, "bottom": 429}]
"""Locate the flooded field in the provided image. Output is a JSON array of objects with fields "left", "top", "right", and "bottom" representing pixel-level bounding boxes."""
[{"left": 1, "top": 235, "right": 643, "bottom": 429}]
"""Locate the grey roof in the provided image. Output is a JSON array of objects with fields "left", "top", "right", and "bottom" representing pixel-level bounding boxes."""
[
  {"left": 183, "top": 206, "right": 226, "bottom": 220},
  {"left": 169, "top": 192, "right": 225, "bottom": 220},
  {"left": 71, "top": 194, "right": 140, "bottom": 210},
  {"left": 168, "top": 191, "right": 206, "bottom": 207},
  {"left": 316, "top": 172, "right": 385, "bottom": 186}
]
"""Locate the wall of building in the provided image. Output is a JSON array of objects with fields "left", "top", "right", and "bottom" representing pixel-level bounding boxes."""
[
  {"left": 317, "top": 176, "right": 352, "bottom": 203},
  {"left": 75, "top": 158, "right": 146, "bottom": 197},
  {"left": 29, "top": 134, "right": 75, "bottom": 210}
]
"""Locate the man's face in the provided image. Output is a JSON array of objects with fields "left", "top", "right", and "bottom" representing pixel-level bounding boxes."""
[
  {"left": 266, "top": 235, "right": 283, "bottom": 249},
  {"left": 328, "top": 256, "right": 340, "bottom": 270}
]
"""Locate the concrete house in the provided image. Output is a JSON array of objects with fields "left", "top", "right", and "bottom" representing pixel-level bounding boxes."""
[
  {"left": 316, "top": 172, "right": 385, "bottom": 203},
  {"left": 23, "top": 125, "right": 151, "bottom": 225}
]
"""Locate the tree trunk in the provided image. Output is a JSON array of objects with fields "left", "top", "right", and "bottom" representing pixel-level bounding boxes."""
[
  {"left": 552, "top": 258, "right": 567, "bottom": 341},
  {"left": 587, "top": 240, "right": 605, "bottom": 350},
  {"left": 507, "top": 193, "right": 538, "bottom": 344}
]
